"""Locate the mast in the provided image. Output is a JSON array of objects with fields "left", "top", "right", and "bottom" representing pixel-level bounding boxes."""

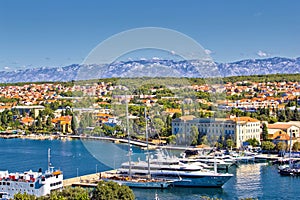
[
  {"left": 48, "top": 148, "right": 51, "bottom": 172},
  {"left": 289, "top": 130, "right": 292, "bottom": 167},
  {"left": 126, "top": 94, "right": 132, "bottom": 178},
  {"left": 145, "top": 107, "right": 150, "bottom": 178}
]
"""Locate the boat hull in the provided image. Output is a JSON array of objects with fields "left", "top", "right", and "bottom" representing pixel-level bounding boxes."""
[
  {"left": 151, "top": 172, "right": 233, "bottom": 187},
  {"left": 103, "top": 178, "right": 172, "bottom": 189}
]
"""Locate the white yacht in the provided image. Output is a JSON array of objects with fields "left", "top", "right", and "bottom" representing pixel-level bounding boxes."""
[{"left": 117, "top": 151, "right": 233, "bottom": 188}]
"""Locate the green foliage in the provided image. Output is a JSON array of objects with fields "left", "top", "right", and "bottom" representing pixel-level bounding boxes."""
[
  {"left": 152, "top": 117, "right": 165, "bottom": 137},
  {"left": 222, "top": 73, "right": 300, "bottom": 83},
  {"left": 0, "top": 96, "right": 18, "bottom": 103},
  {"left": 172, "top": 112, "right": 182, "bottom": 119},
  {"left": 71, "top": 114, "right": 77, "bottom": 134},
  {"left": 14, "top": 192, "right": 36, "bottom": 200},
  {"left": 47, "top": 187, "right": 89, "bottom": 200},
  {"left": 79, "top": 112, "right": 94, "bottom": 129},
  {"left": 226, "top": 139, "right": 234, "bottom": 148},
  {"left": 245, "top": 138, "right": 260, "bottom": 147},
  {"left": 292, "top": 141, "right": 300, "bottom": 151},
  {"left": 261, "top": 141, "right": 275, "bottom": 151},
  {"left": 166, "top": 134, "right": 177, "bottom": 144},
  {"left": 196, "top": 91, "right": 211, "bottom": 101},
  {"left": 276, "top": 142, "right": 287, "bottom": 152},
  {"left": 262, "top": 123, "right": 268, "bottom": 141},
  {"left": 91, "top": 180, "right": 135, "bottom": 200},
  {"left": 190, "top": 126, "right": 199, "bottom": 146}
]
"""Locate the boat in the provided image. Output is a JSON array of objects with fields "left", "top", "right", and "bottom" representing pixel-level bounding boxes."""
[
  {"left": 277, "top": 131, "right": 300, "bottom": 176},
  {"left": 103, "top": 175, "right": 173, "bottom": 188},
  {"left": 0, "top": 148, "right": 63, "bottom": 199},
  {"left": 104, "top": 103, "right": 173, "bottom": 188},
  {"left": 278, "top": 163, "right": 300, "bottom": 176},
  {"left": 117, "top": 157, "right": 233, "bottom": 188}
]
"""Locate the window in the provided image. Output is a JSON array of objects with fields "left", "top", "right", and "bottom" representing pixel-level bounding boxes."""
[{"left": 30, "top": 184, "right": 34, "bottom": 187}]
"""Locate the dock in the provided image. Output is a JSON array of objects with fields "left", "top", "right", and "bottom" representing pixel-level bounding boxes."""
[{"left": 63, "top": 170, "right": 116, "bottom": 187}]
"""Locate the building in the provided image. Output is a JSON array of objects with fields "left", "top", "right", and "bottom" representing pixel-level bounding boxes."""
[
  {"left": 268, "top": 123, "right": 300, "bottom": 138},
  {"left": 12, "top": 105, "right": 45, "bottom": 118},
  {"left": 172, "top": 116, "right": 261, "bottom": 148},
  {"left": 51, "top": 116, "right": 72, "bottom": 133}
]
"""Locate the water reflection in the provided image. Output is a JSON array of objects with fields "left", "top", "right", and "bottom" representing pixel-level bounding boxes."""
[
  {"left": 133, "top": 187, "right": 224, "bottom": 200},
  {"left": 234, "top": 163, "right": 266, "bottom": 199}
]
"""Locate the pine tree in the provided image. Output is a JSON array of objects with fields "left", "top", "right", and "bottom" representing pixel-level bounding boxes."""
[
  {"left": 262, "top": 123, "right": 268, "bottom": 141},
  {"left": 71, "top": 114, "right": 77, "bottom": 134}
]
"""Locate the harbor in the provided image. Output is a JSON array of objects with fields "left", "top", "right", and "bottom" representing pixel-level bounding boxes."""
[{"left": 1, "top": 138, "right": 300, "bottom": 199}]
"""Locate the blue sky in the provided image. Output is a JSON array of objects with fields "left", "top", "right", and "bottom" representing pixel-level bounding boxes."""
[{"left": 0, "top": 0, "right": 300, "bottom": 70}]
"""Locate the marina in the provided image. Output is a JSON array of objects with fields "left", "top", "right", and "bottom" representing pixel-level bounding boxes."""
[{"left": 1, "top": 138, "right": 300, "bottom": 199}]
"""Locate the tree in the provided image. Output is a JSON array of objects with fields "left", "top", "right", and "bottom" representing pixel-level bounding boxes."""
[
  {"left": 172, "top": 112, "right": 182, "bottom": 119},
  {"left": 13, "top": 192, "right": 36, "bottom": 200},
  {"left": 261, "top": 141, "right": 275, "bottom": 153},
  {"left": 293, "top": 141, "right": 300, "bottom": 151},
  {"left": 165, "top": 115, "right": 172, "bottom": 137},
  {"left": 226, "top": 139, "right": 234, "bottom": 149},
  {"left": 262, "top": 123, "right": 268, "bottom": 141},
  {"left": 166, "top": 135, "right": 176, "bottom": 144},
  {"left": 276, "top": 141, "right": 287, "bottom": 152},
  {"left": 71, "top": 114, "right": 77, "bottom": 134},
  {"left": 293, "top": 109, "right": 300, "bottom": 121},
  {"left": 48, "top": 186, "right": 89, "bottom": 200},
  {"left": 91, "top": 180, "right": 135, "bottom": 200},
  {"left": 278, "top": 109, "right": 287, "bottom": 122},
  {"left": 36, "top": 116, "right": 42, "bottom": 129},
  {"left": 245, "top": 138, "right": 260, "bottom": 147},
  {"left": 46, "top": 116, "right": 52, "bottom": 127},
  {"left": 190, "top": 126, "right": 199, "bottom": 146},
  {"left": 152, "top": 117, "right": 165, "bottom": 137}
]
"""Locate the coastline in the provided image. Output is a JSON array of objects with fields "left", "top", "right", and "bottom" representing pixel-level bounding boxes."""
[{"left": 0, "top": 133, "right": 205, "bottom": 152}]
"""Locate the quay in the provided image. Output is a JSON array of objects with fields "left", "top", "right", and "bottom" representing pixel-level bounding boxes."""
[
  {"left": 63, "top": 170, "right": 116, "bottom": 187},
  {"left": 69, "top": 135, "right": 205, "bottom": 151}
]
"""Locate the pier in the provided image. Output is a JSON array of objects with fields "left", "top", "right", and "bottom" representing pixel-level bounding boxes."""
[{"left": 63, "top": 170, "right": 116, "bottom": 187}]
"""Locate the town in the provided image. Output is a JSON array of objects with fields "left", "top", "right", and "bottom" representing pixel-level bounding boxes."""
[{"left": 0, "top": 74, "right": 299, "bottom": 154}]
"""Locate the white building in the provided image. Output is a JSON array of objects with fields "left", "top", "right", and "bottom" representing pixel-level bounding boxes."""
[{"left": 172, "top": 116, "right": 261, "bottom": 148}]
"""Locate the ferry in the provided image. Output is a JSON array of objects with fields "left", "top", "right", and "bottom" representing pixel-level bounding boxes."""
[{"left": 0, "top": 149, "right": 63, "bottom": 199}]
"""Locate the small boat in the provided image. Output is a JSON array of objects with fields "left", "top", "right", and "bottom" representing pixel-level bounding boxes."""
[{"left": 278, "top": 160, "right": 300, "bottom": 176}]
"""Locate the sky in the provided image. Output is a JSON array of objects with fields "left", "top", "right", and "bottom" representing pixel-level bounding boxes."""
[{"left": 0, "top": 0, "right": 300, "bottom": 71}]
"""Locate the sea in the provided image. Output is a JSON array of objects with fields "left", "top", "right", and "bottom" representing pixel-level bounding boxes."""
[{"left": 0, "top": 138, "right": 300, "bottom": 200}]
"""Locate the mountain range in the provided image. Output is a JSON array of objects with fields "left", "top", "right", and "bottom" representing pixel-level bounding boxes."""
[{"left": 1, "top": 57, "right": 299, "bottom": 83}]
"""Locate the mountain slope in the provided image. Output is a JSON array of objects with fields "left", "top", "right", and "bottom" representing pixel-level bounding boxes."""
[{"left": 0, "top": 57, "right": 299, "bottom": 83}]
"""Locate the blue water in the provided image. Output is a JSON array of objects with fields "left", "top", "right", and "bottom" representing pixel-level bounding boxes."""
[{"left": 0, "top": 138, "right": 300, "bottom": 200}]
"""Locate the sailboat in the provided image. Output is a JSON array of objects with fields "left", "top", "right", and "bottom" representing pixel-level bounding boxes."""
[
  {"left": 116, "top": 108, "right": 233, "bottom": 187},
  {"left": 104, "top": 100, "right": 173, "bottom": 188},
  {"left": 278, "top": 130, "right": 300, "bottom": 176}
]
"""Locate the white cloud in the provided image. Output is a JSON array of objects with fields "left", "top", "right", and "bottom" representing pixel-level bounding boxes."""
[
  {"left": 4, "top": 66, "right": 10, "bottom": 70},
  {"left": 257, "top": 50, "right": 269, "bottom": 57},
  {"left": 204, "top": 49, "right": 212, "bottom": 55}
]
